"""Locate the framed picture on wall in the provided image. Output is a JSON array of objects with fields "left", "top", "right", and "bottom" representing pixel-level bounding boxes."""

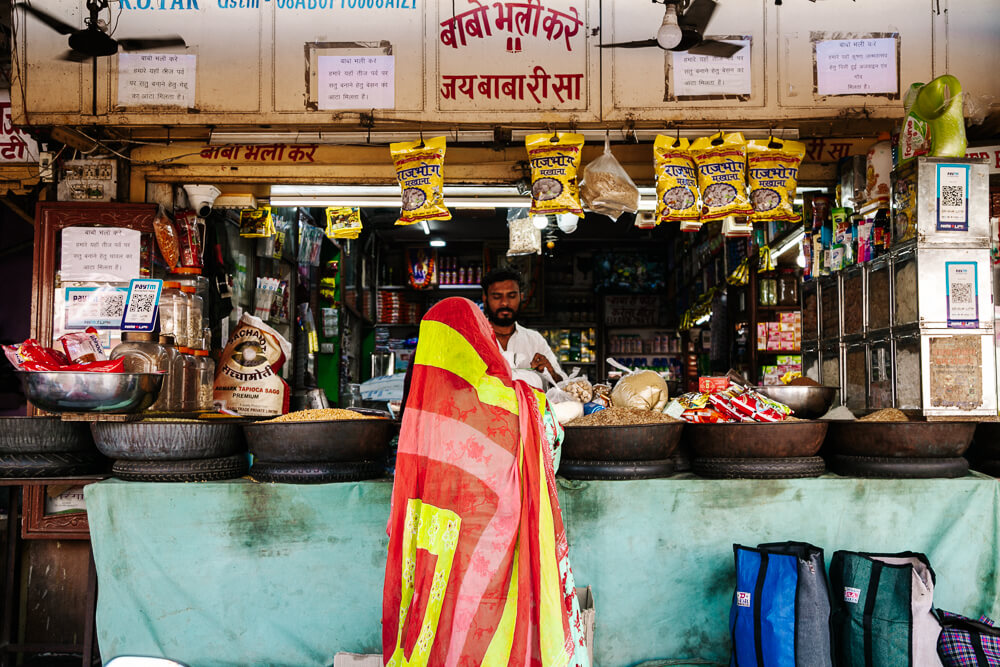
[
  {"left": 22, "top": 484, "right": 94, "bottom": 540},
  {"left": 483, "top": 244, "right": 544, "bottom": 316}
]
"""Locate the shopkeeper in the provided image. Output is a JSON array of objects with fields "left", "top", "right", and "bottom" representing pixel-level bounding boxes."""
[{"left": 481, "top": 268, "right": 564, "bottom": 390}]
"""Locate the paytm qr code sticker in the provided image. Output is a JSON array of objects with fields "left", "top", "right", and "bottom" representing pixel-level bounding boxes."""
[
  {"left": 946, "top": 261, "right": 979, "bottom": 328},
  {"left": 120, "top": 279, "right": 163, "bottom": 332},
  {"left": 64, "top": 286, "right": 128, "bottom": 329},
  {"left": 936, "top": 164, "right": 969, "bottom": 231},
  {"left": 843, "top": 587, "right": 861, "bottom": 604},
  {"left": 736, "top": 591, "right": 751, "bottom": 608}
]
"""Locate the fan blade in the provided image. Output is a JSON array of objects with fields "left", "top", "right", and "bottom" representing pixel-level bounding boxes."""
[
  {"left": 17, "top": 3, "right": 76, "bottom": 35},
  {"left": 117, "top": 36, "right": 186, "bottom": 51},
  {"left": 58, "top": 49, "right": 90, "bottom": 62},
  {"left": 669, "top": 29, "right": 703, "bottom": 52},
  {"left": 687, "top": 39, "right": 744, "bottom": 58},
  {"left": 678, "top": 0, "right": 717, "bottom": 36},
  {"left": 599, "top": 39, "right": 660, "bottom": 49}
]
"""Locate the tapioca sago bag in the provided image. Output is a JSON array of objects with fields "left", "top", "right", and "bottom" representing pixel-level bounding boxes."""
[{"left": 213, "top": 313, "right": 291, "bottom": 417}]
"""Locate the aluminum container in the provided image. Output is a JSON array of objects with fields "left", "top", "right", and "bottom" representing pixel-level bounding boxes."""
[
  {"left": 801, "top": 280, "right": 819, "bottom": 342},
  {"left": 820, "top": 342, "right": 842, "bottom": 405},
  {"left": 867, "top": 336, "right": 893, "bottom": 410},
  {"left": 844, "top": 341, "right": 868, "bottom": 413},
  {"left": 866, "top": 255, "right": 893, "bottom": 333},
  {"left": 841, "top": 266, "right": 865, "bottom": 337},
  {"left": 802, "top": 343, "right": 820, "bottom": 384},
  {"left": 914, "top": 158, "right": 991, "bottom": 247},
  {"left": 819, "top": 274, "right": 841, "bottom": 342}
]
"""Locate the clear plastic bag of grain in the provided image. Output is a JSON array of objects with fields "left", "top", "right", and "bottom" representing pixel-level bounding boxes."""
[
  {"left": 507, "top": 207, "right": 542, "bottom": 257},
  {"left": 580, "top": 137, "right": 640, "bottom": 222}
]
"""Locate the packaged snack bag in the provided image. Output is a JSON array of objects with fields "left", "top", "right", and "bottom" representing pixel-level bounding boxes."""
[
  {"left": 654, "top": 135, "right": 701, "bottom": 224},
  {"left": 390, "top": 136, "right": 451, "bottom": 226},
  {"left": 153, "top": 205, "right": 179, "bottom": 271},
  {"left": 525, "top": 132, "right": 585, "bottom": 218},
  {"left": 691, "top": 132, "right": 753, "bottom": 222},
  {"left": 325, "top": 207, "right": 363, "bottom": 240},
  {"left": 174, "top": 209, "right": 204, "bottom": 272},
  {"left": 240, "top": 207, "right": 275, "bottom": 238},
  {"left": 58, "top": 328, "right": 106, "bottom": 364},
  {"left": 747, "top": 138, "right": 806, "bottom": 222}
]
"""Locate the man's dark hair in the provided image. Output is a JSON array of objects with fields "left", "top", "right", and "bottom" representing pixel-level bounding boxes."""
[{"left": 481, "top": 267, "right": 522, "bottom": 293}]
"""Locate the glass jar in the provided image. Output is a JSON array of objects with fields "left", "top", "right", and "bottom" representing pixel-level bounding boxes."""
[
  {"left": 181, "top": 285, "right": 204, "bottom": 351},
  {"left": 194, "top": 349, "right": 216, "bottom": 412},
  {"left": 150, "top": 335, "right": 183, "bottom": 412},
  {"left": 179, "top": 350, "right": 200, "bottom": 413},
  {"left": 158, "top": 281, "right": 187, "bottom": 349},
  {"left": 110, "top": 332, "right": 167, "bottom": 374}
]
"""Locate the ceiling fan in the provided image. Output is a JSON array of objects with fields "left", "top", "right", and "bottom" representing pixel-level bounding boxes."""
[
  {"left": 16, "top": 0, "right": 186, "bottom": 62},
  {"left": 600, "top": 0, "right": 744, "bottom": 59}
]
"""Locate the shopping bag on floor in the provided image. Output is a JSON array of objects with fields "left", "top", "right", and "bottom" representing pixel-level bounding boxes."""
[
  {"left": 730, "top": 541, "right": 833, "bottom": 667},
  {"left": 938, "top": 611, "right": 1000, "bottom": 666},
  {"left": 829, "top": 551, "right": 943, "bottom": 667}
]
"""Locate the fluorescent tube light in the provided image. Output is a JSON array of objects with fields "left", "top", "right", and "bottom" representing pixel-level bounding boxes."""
[
  {"left": 772, "top": 228, "right": 806, "bottom": 259},
  {"left": 430, "top": 239, "right": 447, "bottom": 247},
  {"left": 420, "top": 220, "right": 431, "bottom": 235},
  {"left": 209, "top": 130, "right": 496, "bottom": 145}
]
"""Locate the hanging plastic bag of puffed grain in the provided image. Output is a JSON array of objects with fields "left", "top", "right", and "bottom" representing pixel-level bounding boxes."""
[
  {"left": 691, "top": 132, "right": 753, "bottom": 222},
  {"left": 580, "top": 134, "right": 639, "bottom": 222},
  {"left": 525, "top": 131, "right": 585, "bottom": 218},
  {"left": 747, "top": 137, "right": 805, "bottom": 223},
  {"left": 654, "top": 135, "right": 702, "bottom": 226},
  {"left": 240, "top": 207, "right": 275, "bottom": 238},
  {"left": 507, "top": 207, "right": 541, "bottom": 257},
  {"left": 152, "top": 204, "right": 179, "bottom": 271},
  {"left": 324, "top": 206, "right": 363, "bottom": 240},
  {"left": 390, "top": 136, "right": 451, "bottom": 226}
]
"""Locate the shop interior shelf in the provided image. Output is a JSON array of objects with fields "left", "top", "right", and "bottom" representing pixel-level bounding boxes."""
[{"left": 757, "top": 305, "right": 801, "bottom": 312}]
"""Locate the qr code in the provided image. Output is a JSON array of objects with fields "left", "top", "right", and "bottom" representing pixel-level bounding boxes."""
[
  {"left": 951, "top": 282, "right": 974, "bottom": 305},
  {"left": 941, "top": 185, "right": 964, "bottom": 208},
  {"left": 129, "top": 292, "right": 156, "bottom": 315},
  {"left": 99, "top": 293, "right": 125, "bottom": 318}
]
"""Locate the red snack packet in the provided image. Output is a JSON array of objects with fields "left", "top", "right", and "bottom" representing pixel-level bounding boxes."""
[
  {"left": 59, "top": 328, "right": 107, "bottom": 364},
  {"left": 175, "top": 209, "right": 204, "bottom": 271},
  {"left": 154, "top": 206, "right": 180, "bottom": 271},
  {"left": 16, "top": 340, "right": 69, "bottom": 367},
  {"left": 2, "top": 344, "right": 25, "bottom": 370},
  {"left": 752, "top": 406, "right": 787, "bottom": 422},
  {"left": 683, "top": 407, "right": 728, "bottom": 423},
  {"left": 708, "top": 391, "right": 745, "bottom": 422},
  {"left": 64, "top": 358, "right": 126, "bottom": 373}
]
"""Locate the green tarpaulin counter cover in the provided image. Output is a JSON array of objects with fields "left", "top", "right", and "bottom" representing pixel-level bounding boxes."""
[{"left": 85, "top": 474, "right": 1000, "bottom": 667}]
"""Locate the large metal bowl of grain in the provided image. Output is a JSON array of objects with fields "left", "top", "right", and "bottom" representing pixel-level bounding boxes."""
[
  {"left": 561, "top": 407, "right": 684, "bottom": 461},
  {"left": 825, "top": 420, "right": 976, "bottom": 458},
  {"left": 243, "top": 408, "right": 397, "bottom": 463},
  {"left": 682, "top": 421, "right": 829, "bottom": 458},
  {"left": 92, "top": 419, "right": 247, "bottom": 460}
]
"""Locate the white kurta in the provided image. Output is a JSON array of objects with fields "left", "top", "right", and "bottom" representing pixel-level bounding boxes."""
[{"left": 496, "top": 323, "right": 565, "bottom": 390}]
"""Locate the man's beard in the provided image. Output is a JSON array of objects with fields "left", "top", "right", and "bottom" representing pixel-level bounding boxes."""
[{"left": 485, "top": 304, "right": 517, "bottom": 326}]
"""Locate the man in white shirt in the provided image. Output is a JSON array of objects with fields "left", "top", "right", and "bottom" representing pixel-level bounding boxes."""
[{"left": 481, "top": 268, "right": 564, "bottom": 390}]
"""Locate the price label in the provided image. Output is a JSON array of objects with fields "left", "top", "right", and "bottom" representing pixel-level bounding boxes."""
[{"left": 120, "top": 279, "right": 162, "bottom": 332}]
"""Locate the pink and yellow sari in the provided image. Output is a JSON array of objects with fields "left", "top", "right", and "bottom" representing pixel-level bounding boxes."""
[{"left": 383, "top": 297, "right": 588, "bottom": 667}]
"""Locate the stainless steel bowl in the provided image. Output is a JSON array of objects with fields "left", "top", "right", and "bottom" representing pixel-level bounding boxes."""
[
  {"left": 754, "top": 385, "right": 839, "bottom": 420},
  {"left": 16, "top": 371, "right": 165, "bottom": 414}
]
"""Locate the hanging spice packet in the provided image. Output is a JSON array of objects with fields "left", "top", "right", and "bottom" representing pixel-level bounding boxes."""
[
  {"left": 325, "top": 206, "right": 363, "bottom": 240},
  {"left": 691, "top": 132, "right": 753, "bottom": 222},
  {"left": 525, "top": 132, "right": 585, "bottom": 218},
  {"left": 747, "top": 138, "right": 805, "bottom": 223},
  {"left": 240, "top": 207, "right": 275, "bottom": 238},
  {"left": 152, "top": 205, "right": 179, "bottom": 271},
  {"left": 390, "top": 136, "right": 451, "bottom": 226},
  {"left": 654, "top": 135, "right": 701, "bottom": 225}
]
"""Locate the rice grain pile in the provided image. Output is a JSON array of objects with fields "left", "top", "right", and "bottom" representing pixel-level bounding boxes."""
[
  {"left": 858, "top": 408, "right": 909, "bottom": 422},
  {"left": 264, "top": 408, "right": 382, "bottom": 423},
  {"left": 567, "top": 407, "right": 681, "bottom": 426}
]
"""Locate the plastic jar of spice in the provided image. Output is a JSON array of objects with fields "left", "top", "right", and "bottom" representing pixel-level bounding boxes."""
[
  {"left": 152, "top": 335, "right": 184, "bottom": 412},
  {"left": 177, "top": 347, "right": 200, "bottom": 413},
  {"left": 194, "top": 349, "right": 215, "bottom": 412},
  {"left": 158, "top": 281, "right": 187, "bottom": 349},
  {"left": 181, "top": 285, "right": 204, "bottom": 351}
]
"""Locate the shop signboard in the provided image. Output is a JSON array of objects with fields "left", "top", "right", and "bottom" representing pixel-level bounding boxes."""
[
  {"left": 965, "top": 145, "right": 1000, "bottom": 175},
  {"left": 0, "top": 90, "right": 38, "bottom": 163}
]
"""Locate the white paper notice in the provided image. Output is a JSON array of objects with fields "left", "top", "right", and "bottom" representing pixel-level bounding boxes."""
[
  {"left": 671, "top": 41, "right": 751, "bottom": 97},
  {"left": 117, "top": 53, "right": 196, "bottom": 108},
  {"left": 815, "top": 38, "right": 897, "bottom": 96},
  {"left": 60, "top": 227, "right": 141, "bottom": 282},
  {"left": 317, "top": 55, "right": 394, "bottom": 110}
]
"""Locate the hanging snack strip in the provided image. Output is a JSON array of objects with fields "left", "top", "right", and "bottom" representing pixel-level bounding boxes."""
[
  {"left": 747, "top": 138, "right": 806, "bottom": 223},
  {"left": 390, "top": 136, "right": 452, "bottom": 226},
  {"left": 691, "top": 132, "right": 754, "bottom": 223},
  {"left": 654, "top": 135, "right": 702, "bottom": 228},
  {"left": 525, "top": 132, "right": 585, "bottom": 218},
  {"left": 325, "top": 207, "right": 363, "bottom": 240}
]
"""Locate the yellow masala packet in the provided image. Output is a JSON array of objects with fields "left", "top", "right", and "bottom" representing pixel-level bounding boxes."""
[
  {"left": 691, "top": 132, "right": 753, "bottom": 222},
  {"left": 325, "top": 206, "right": 363, "bottom": 240},
  {"left": 654, "top": 135, "right": 701, "bottom": 224},
  {"left": 390, "top": 136, "right": 452, "bottom": 226},
  {"left": 525, "top": 132, "right": 585, "bottom": 218},
  {"left": 747, "top": 138, "right": 806, "bottom": 222}
]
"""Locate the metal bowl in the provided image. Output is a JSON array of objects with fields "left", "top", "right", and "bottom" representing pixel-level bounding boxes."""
[
  {"left": 0, "top": 417, "right": 96, "bottom": 453},
  {"left": 754, "top": 385, "right": 839, "bottom": 420},
  {"left": 825, "top": 421, "right": 976, "bottom": 458},
  {"left": 244, "top": 416, "right": 397, "bottom": 463},
  {"left": 683, "top": 421, "right": 829, "bottom": 458},
  {"left": 561, "top": 422, "right": 684, "bottom": 461},
  {"left": 92, "top": 420, "right": 247, "bottom": 460},
  {"left": 15, "top": 371, "right": 165, "bottom": 414}
]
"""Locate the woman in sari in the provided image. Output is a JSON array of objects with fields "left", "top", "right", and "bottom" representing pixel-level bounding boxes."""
[{"left": 383, "top": 297, "right": 589, "bottom": 667}]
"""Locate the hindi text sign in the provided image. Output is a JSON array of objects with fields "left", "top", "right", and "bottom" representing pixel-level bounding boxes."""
[
  {"left": 815, "top": 38, "right": 897, "bottom": 96},
  {"left": 117, "top": 54, "right": 196, "bottom": 108},
  {"left": 318, "top": 55, "right": 395, "bottom": 110},
  {"left": 60, "top": 227, "right": 141, "bottom": 283},
  {"left": 671, "top": 40, "right": 751, "bottom": 97}
]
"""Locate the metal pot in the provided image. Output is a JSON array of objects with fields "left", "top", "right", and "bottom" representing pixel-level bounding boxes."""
[
  {"left": 825, "top": 421, "right": 976, "bottom": 458},
  {"left": 683, "top": 421, "right": 829, "bottom": 458},
  {"left": 91, "top": 420, "right": 247, "bottom": 461},
  {"left": 561, "top": 422, "right": 684, "bottom": 461},
  {"left": 16, "top": 371, "right": 165, "bottom": 414},
  {"left": 244, "top": 418, "right": 397, "bottom": 463}
]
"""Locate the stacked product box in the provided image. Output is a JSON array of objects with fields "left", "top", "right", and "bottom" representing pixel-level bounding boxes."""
[{"left": 757, "top": 312, "right": 802, "bottom": 352}]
